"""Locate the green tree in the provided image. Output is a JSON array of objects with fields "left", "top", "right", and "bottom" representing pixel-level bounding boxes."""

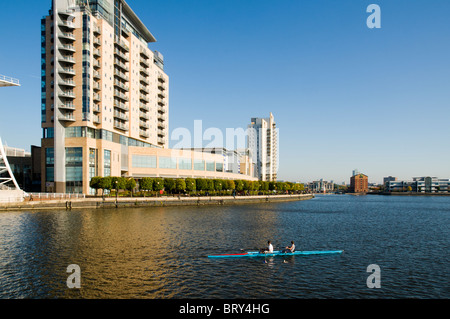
[
  {"left": 98, "top": 176, "right": 112, "bottom": 198},
  {"left": 175, "top": 178, "right": 186, "bottom": 193},
  {"left": 224, "top": 180, "right": 235, "bottom": 191},
  {"left": 185, "top": 178, "right": 196, "bottom": 193},
  {"left": 164, "top": 178, "right": 176, "bottom": 194},
  {"left": 196, "top": 178, "right": 207, "bottom": 192},
  {"left": 235, "top": 180, "right": 244, "bottom": 192},
  {"left": 214, "top": 179, "right": 223, "bottom": 192},
  {"left": 89, "top": 176, "right": 102, "bottom": 196},
  {"left": 126, "top": 178, "right": 137, "bottom": 197},
  {"left": 153, "top": 178, "right": 164, "bottom": 194},
  {"left": 269, "top": 181, "right": 277, "bottom": 191},
  {"left": 111, "top": 176, "right": 126, "bottom": 199},
  {"left": 206, "top": 179, "right": 215, "bottom": 192},
  {"left": 139, "top": 177, "right": 154, "bottom": 196}
]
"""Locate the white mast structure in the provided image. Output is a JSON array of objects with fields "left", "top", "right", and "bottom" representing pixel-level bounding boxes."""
[{"left": 0, "top": 74, "right": 25, "bottom": 202}]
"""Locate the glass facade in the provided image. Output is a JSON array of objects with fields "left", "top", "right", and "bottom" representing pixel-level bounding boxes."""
[
  {"left": 45, "top": 148, "right": 54, "bottom": 182},
  {"left": 178, "top": 158, "right": 192, "bottom": 170},
  {"left": 104, "top": 150, "right": 111, "bottom": 177},
  {"left": 132, "top": 155, "right": 157, "bottom": 168},
  {"left": 206, "top": 161, "right": 215, "bottom": 172},
  {"left": 194, "top": 159, "right": 205, "bottom": 171},
  {"left": 41, "top": 18, "right": 46, "bottom": 123},
  {"left": 89, "top": 148, "right": 97, "bottom": 194},
  {"left": 66, "top": 147, "right": 83, "bottom": 194},
  {"left": 64, "top": 126, "right": 160, "bottom": 148},
  {"left": 159, "top": 157, "right": 177, "bottom": 169}
]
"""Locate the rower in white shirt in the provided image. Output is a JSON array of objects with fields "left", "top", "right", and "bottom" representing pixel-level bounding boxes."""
[{"left": 260, "top": 241, "right": 273, "bottom": 254}]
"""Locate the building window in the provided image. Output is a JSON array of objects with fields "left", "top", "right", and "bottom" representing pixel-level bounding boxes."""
[
  {"left": 178, "top": 158, "right": 192, "bottom": 170},
  {"left": 104, "top": 150, "right": 111, "bottom": 177},
  {"left": 216, "top": 162, "right": 223, "bottom": 172},
  {"left": 45, "top": 148, "right": 54, "bottom": 182},
  {"left": 194, "top": 159, "right": 205, "bottom": 171},
  {"left": 132, "top": 155, "right": 156, "bottom": 168},
  {"left": 89, "top": 148, "right": 97, "bottom": 195},
  {"left": 66, "top": 147, "right": 83, "bottom": 194},
  {"left": 206, "top": 161, "right": 215, "bottom": 172},
  {"left": 159, "top": 156, "right": 177, "bottom": 169}
]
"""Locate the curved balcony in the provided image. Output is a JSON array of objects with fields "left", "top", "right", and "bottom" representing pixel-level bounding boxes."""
[
  {"left": 58, "top": 79, "right": 76, "bottom": 87},
  {"left": 58, "top": 44, "right": 75, "bottom": 52},
  {"left": 58, "top": 113, "right": 76, "bottom": 122},
  {"left": 58, "top": 20, "right": 75, "bottom": 29},
  {"left": 59, "top": 103, "right": 76, "bottom": 111},
  {"left": 58, "top": 67, "right": 75, "bottom": 76},
  {"left": 58, "top": 56, "right": 75, "bottom": 64},
  {"left": 58, "top": 90, "right": 75, "bottom": 99},
  {"left": 58, "top": 32, "right": 75, "bottom": 41}
]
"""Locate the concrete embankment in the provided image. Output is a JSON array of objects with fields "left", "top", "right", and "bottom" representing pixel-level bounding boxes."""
[{"left": 0, "top": 194, "right": 314, "bottom": 211}]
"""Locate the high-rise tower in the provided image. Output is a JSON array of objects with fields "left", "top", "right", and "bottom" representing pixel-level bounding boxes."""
[{"left": 41, "top": 0, "right": 169, "bottom": 193}]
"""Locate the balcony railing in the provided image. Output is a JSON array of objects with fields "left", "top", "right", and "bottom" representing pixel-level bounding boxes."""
[
  {"left": 58, "top": 44, "right": 76, "bottom": 52},
  {"left": 139, "top": 121, "right": 149, "bottom": 129},
  {"left": 139, "top": 76, "right": 149, "bottom": 85},
  {"left": 114, "top": 49, "right": 129, "bottom": 62},
  {"left": 114, "top": 101, "right": 129, "bottom": 111},
  {"left": 58, "top": 68, "right": 75, "bottom": 75},
  {"left": 114, "top": 38, "right": 129, "bottom": 52},
  {"left": 114, "top": 111, "right": 129, "bottom": 121},
  {"left": 59, "top": 79, "right": 75, "bottom": 87},
  {"left": 157, "top": 106, "right": 166, "bottom": 113},
  {"left": 114, "top": 80, "right": 129, "bottom": 91},
  {"left": 58, "top": 32, "right": 75, "bottom": 41},
  {"left": 59, "top": 90, "right": 75, "bottom": 98},
  {"left": 139, "top": 103, "right": 149, "bottom": 111},
  {"left": 114, "top": 90, "right": 128, "bottom": 101},
  {"left": 59, "top": 114, "right": 76, "bottom": 122},
  {"left": 139, "top": 130, "right": 149, "bottom": 138},
  {"left": 114, "top": 121, "right": 129, "bottom": 131},
  {"left": 59, "top": 103, "right": 75, "bottom": 110},
  {"left": 59, "top": 56, "right": 75, "bottom": 64},
  {"left": 93, "top": 93, "right": 101, "bottom": 102}
]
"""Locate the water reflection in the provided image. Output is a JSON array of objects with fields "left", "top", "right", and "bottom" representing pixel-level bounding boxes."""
[{"left": 0, "top": 196, "right": 449, "bottom": 298}]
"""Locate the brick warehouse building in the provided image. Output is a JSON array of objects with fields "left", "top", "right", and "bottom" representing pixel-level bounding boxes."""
[{"left": 350, "top": 173, "right": 368, "bottom": 193}]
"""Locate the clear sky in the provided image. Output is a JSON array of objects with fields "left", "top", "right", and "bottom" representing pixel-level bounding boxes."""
[{"left": 0, "top": 0, "right": 449, "bottom": 184}]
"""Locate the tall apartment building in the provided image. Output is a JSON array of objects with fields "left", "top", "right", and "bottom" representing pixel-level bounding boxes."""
[
  {"left": 41, "top": 0, "right": 256, "bottom": 194},
  {"left": 41, "top": 0, "right": 169, "bottom": 193},
  {"left": 247, "top": 113, "right": 278, "bottom": 181}
]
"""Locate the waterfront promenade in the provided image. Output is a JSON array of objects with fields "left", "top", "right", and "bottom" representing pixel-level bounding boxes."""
[{"left": 0, "top": 194, "right": 313, "bottom": 211}]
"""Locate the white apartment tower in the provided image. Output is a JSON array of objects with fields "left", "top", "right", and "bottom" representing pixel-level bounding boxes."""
[{"left": 247, "top": 113, "right": 278, "bottom": 181}]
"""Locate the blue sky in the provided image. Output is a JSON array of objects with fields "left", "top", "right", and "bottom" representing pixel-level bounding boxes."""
[{"left": 0, "top": 0, "right": 449, "bottom": 184}]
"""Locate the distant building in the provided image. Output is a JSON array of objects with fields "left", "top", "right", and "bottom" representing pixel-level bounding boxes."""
[
  {"left": 350, "top": 173, "right": 368, "bottom": 193},
  {"left": 305, "top": 179, "right": 335, "bottom": 193},
  {"left": 383, "top": 176, "right": 397, "bottom": 184},
  {"left": 247, "top": 113, "right": 278, "bottom": 181},
  {"left": 4, "top": 145, "right": 41, "bottom": 192},
  {"left": 386, "top": 177, "right": 449, "bottom": 193},
  {"left": 352, "top": 169, "right": 360, "bottom": 176}
]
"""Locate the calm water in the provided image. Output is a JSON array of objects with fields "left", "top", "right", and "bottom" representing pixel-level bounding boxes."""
[{"left": 0, "top": 195, "right": 448, "bottom": 299}]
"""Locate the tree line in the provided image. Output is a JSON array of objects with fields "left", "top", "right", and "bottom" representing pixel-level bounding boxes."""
[{"left": 89, "top": 176, "right": 305, "bottom": 197}]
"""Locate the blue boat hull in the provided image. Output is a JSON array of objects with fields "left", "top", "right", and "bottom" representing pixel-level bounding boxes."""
[{"left": 208, "top": 250, "right": 343, "bottom": 258}]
